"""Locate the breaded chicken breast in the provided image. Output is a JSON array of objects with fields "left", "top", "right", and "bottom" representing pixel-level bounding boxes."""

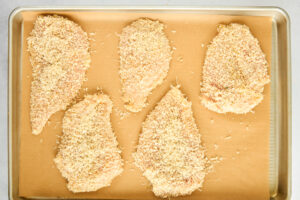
[
  {"left": 27, "top": 15, "right": 91, "bottom": 135},
  {"left": 54, "top": 94, "right": 123, "bottom": 193},
  {"left": 133, "top": 86, "right": 207, "bottom": 198},
  {"left": 200, "top": 23, "right": 270, "bottom": 114},
  {"left": 119, "top": 18, "right": 172, "bottom": 112}
]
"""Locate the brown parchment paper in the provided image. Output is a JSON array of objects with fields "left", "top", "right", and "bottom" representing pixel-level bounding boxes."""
[{"left": 19, "top": 11, "right": 272, "bottom": 200}]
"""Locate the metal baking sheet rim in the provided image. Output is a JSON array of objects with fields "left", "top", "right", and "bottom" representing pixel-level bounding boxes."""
[{"left": 8, "top": 6, "right": 292, "bottom": 200}]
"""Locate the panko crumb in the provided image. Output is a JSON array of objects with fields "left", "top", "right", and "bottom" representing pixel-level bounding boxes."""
[
  {"left": 177, "top": 55, "right": 184, "bottom": 63},
  {"left": 114, "top": 107, "right": 130, "bottom": 120},
  {"left": 200, "top": 23, "right": 270, "bottom": 114},
  {"left": 224, "top": 135, "right": 232, "bottom": 140}
]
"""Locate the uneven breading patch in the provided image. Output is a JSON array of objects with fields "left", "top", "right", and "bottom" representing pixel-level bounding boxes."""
[
  {"left": 27, "top": 15, "right": 91, "bottom": 135},
  {"left": 54, "top": 94, "right": 123, "bottom": 193},
  {"left": 133, "top": 86, "right": 208, "bottom": 198},
  {"left": 119, "top": 18, "right": 172, "bottom": 112},
  {"left": 200, "top": 23, "right": 270, "bottom": 114}
]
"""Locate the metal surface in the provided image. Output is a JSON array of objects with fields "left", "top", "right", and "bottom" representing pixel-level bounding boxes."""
[{"left": 8, "top": 6, "right": 291, "bottom": 200}]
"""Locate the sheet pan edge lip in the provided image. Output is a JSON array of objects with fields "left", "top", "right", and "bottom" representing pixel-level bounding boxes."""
[
  {"left": 7, "top": 6, "right": 291, "bottom": 200},
  {"left": 7, "top": 6, "right": 19, "bottom": 200},
  {"left": 270, "top": 6, "right": 292, "bottom": 200},
  {"left": 9, "top": 7, "right": 24, "bottom": 23},
  {"left": 286, "top": 5, "right": 292, "bottom": 200},
  {"left": 273, "top": 5, "right": 292, "bottom": 200},
  {"left": 7, "top": 5, "right": 291, "bottom": 12},
  {"left": 8, "top": 6, "right": 25, "bottom": 200}
]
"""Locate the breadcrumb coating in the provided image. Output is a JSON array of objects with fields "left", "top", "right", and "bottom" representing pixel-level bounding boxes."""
[
  {"left": 27, "top": 15, "right": 91, "bottom": 135},
  {"left": 134, "top": 86, "right": 207, "bottom": 198},
  {"left": 119, "top": 18, "right": 172, "bottom": 112},
  {"left": 54, "top": 94, "right": 123, "bottom": 193},
  {"left": 201, "top": 23, "right": 270, "bottom": 114}
]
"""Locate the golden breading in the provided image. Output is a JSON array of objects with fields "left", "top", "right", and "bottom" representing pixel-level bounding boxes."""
[
  {"left": 119, "top": 18, "right": 172, "bottom": 112},
  {"left": 27, "top": 15, "right": 91, "bottom": 135},
  {"left": 200, "top": 23, "right": 270, "bottom": 114},
  {"left": 133, "top": 86, "right": 207, "bottom": 198},
  {"left": 54, "top": 94, "right": 123, "bottom": 193}
]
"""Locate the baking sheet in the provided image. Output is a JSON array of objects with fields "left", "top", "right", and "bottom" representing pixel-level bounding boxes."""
[{"left": 19, "top": 11, "right": 272, "bottom": 200}]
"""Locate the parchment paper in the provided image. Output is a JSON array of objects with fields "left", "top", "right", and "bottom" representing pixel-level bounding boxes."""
[{"left": 19, "top": 11, "right": 272, "bottom": 200}]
